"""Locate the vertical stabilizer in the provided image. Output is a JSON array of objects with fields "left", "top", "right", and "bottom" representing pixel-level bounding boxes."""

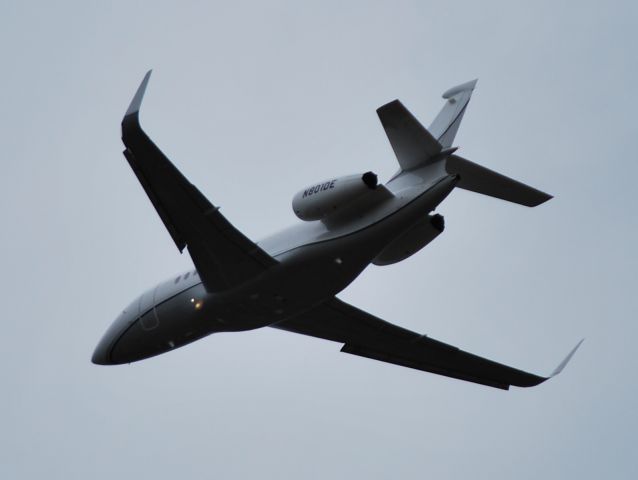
[
  {"left": 377, "top": 80, "right": 477, "bottom": 173},
  {"left": 429, "top": 79, "right": 477, "bottom": 148}
]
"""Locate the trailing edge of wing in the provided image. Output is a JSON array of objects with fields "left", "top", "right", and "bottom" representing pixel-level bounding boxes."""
[
  {"left": 120, "top": 71, "right": 277, "bottom": 292},
  {"left": 273, "top": 299, "right": 582, "bottom": 390}
]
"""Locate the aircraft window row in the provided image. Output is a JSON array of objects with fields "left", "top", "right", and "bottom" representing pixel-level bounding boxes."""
[{"left": 174, "top": 270, "right": 199, "bottom": 284}]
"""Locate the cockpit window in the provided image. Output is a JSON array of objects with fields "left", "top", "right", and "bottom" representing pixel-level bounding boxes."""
[
  {"left": 184, "top": 272, "right": 190, "bottom": 280},
  {"left": 174, "top": 276, "right": 181, "bottom": 284}
]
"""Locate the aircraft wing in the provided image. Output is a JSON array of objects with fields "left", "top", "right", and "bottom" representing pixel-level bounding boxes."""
[
  {"left": 121, "top": 71, "right": 277, "bottom": 292},
  {"left": 272, "top": 298, "right": 582, "bottom": 390}
]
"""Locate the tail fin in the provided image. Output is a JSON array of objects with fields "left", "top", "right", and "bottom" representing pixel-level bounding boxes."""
[
  {"left": 429, "top": 79, "right": 478, "bottom": 148},
  {"left": 377, "top": 80, "right": 552, "bottom": 207},
  {"left": 376, "top": 79, "right": 477, "bottom": 171},
  {"left": 446, "top": 155, "right": 552, "bottom": 207}
]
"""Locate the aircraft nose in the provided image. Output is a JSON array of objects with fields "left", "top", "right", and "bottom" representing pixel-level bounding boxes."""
[
  {"left": 91, "top": 339, "right": 112, "bottom": 365},
  {"left": 92, "top": 300, "right": 141, "bottom": 365}
]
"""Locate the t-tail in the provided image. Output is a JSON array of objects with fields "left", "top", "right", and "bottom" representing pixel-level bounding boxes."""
[{"left": 377, "top": 80, "right": 552, "bottom": 207}]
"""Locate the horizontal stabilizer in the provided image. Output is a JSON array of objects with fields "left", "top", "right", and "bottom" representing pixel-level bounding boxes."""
[
  {"left": 446, "top": 155, "right": 553, "bottom": 207},
  {"left": 377, "top": 100, "right": 442, "bottom": 171}
]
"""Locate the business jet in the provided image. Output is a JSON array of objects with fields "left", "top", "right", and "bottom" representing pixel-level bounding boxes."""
[{"left": 92, "top": 71, "right": 581, "bottom": 390}]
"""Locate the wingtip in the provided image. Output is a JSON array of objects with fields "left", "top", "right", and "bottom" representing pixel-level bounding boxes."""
[
  {"left": 550, "top": 338, "right": 584, "bottom": 377},
  {"left": 124, "top": 70, "right": 153, "bottom": 118}
]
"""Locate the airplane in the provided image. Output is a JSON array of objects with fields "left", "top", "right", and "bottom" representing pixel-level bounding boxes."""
[{"left": 92, "top": 71, "right": 582, "bottom": 390}]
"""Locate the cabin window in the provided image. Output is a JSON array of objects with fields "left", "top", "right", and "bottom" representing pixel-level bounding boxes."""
[
  {"left": 184, "top": 272, "right": 190, "bottom": 280},
  {"left": 174, "top": 276, "right": 180, "bottom": 284}
]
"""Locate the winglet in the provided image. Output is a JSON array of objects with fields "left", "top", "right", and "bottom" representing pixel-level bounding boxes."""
[
  {"left": 550, "top": 338, "right": 584, "bottom": 377},
  {"left": 125, "top": 70, "right": 152, "bottom": 118}
]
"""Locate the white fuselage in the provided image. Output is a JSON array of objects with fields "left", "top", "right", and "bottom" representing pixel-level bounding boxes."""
[{"left": 92, "top": 169, "right": 457, "bottom": 365}]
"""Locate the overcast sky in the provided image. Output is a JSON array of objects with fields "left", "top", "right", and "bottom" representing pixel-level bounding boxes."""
[{"left": 1, "top": 1, "right": 637, "bottom": 478}]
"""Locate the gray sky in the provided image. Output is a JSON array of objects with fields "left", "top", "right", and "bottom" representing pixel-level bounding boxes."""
[{"left": 1, "top": 1, "right": 637, "bottom": 478}]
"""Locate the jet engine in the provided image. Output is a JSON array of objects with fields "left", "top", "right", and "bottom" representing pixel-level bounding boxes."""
[
  {"left": 292, "top": 172, "right": 379, "bottom": 221},
  {"left": 373, "top": 214, "right": 444, "bottom": 265}
]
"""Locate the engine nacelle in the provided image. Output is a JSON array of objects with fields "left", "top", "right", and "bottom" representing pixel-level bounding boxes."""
[
  {"left": 373, "top": 214, "right": 444, "bottom": 266},
  {"left": 292, "top": 172, "right": 378, "bottom": 221}
]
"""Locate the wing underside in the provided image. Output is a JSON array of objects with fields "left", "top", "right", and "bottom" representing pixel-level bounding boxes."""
[
  {"left": 121, "top": 71, "right": 277, "bottom": 292},
  {"left": 272, "top": 298, "right": 581, "bottom": 390}
]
